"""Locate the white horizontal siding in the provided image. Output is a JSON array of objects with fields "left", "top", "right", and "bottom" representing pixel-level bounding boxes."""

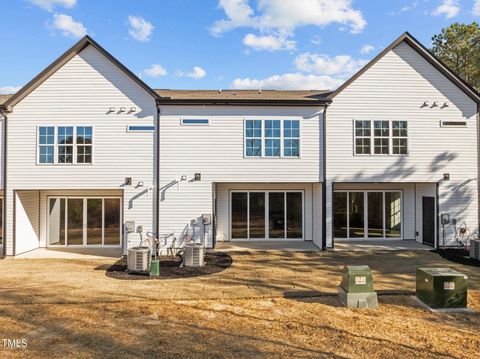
[
  {"left": 159, "top": 106, "right": 323, "bottom": 247},
  {"left": 5, "top": 45, "right": 156, "bottom": 255},
  {"left": 326, "top": 41, "right": 478, "bottom": 245}
]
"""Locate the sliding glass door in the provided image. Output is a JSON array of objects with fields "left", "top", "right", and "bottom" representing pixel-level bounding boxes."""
[
  {"left": 48, "top": 197, "right": 121, "bottom": 246},
  {"left": 333, "top": 190, "right": 402, "bottom": 239},
  {"left": 231, "top": 191, "right": 303, "bottom": 240}
]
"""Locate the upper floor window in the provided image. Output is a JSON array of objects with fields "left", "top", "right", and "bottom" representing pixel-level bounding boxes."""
[
  {"left": 354, "top": 120, "right": 407, "bottom": 155},
  {"left": 38, "top": 126, "right": 93, "bottom": 164},
  {"left": 245, "top": 119, "right": 300, "bottom": 158}
]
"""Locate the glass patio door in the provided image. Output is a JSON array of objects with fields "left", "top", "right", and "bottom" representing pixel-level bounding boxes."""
[
  {"left": 230, "top": 191, "right": 303, "bottom": 240},
  {"left": 48, "top": 197, "right": 121, "bottom": 246},
  {"left": 333, "top": 190, "right": 402, "bottom": 239}
]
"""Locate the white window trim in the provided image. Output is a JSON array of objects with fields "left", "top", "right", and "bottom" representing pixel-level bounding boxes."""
[
  {"left": 229, "top": 190, "right": 304, "bottom": 241},
  {"left": 333, "top": 190, "right": 403, "bottom": 240},
  {"left": 36, "top": 125, "right": 94, "bottom": 165},
  {"left": 243, "top": 118, "right": 301, "bottom": 158},
  {"left": 353, "top": 120, "right": 408, "bottom": 156},
  {"left": 46, "top": 196, "right": 122, "bottom": 247}
]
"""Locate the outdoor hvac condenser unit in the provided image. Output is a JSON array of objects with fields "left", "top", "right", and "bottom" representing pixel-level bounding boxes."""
[
  {"left": 416, "top": 268, "right": 468, "bottom": 309},
  {"left": 183, "top": 243, "right": 205, "bottom": 267},
  {"left": 470, "top": 239, "right": 480, "bottom": 260},
  {"left": 127, "top": 246, "right": 151, "bottom": 273}
]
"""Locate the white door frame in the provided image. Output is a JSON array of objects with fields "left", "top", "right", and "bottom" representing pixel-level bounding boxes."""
[
  {"left": 229, "top": 190, "right": 305, "bottom": 241},
  {"left": 46, "top": 195, "right": 122, "bottom": 248},
  {"left": 333, "top": 189, "right": 403, "bottom": 240}
]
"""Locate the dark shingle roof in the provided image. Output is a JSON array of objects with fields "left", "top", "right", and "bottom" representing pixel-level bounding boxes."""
[
  {"left": 1, "top": 90, "right": 331, "bottom": 107},
  {"left": 0, "top": 95, "right": 12, "bottom": 105},
  {"left": 155, "top": 89, "right": 331, "bottom": 105}
]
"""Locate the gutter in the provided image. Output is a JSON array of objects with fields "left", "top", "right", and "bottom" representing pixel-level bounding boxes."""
[
  {"left": 322, "top": 103, "right": 328, "bottom": 250},
  {"left": 0, "top": 108, "right": 7, "bottom": 259},
  {"left": 156, "top": 99, "right": 332, "bottom": 107},
  {"left": 155, "top": 100, "right": 161, "bottom": 238}
]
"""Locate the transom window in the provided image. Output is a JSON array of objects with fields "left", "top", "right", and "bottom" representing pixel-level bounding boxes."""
[
  {"left": 244, "top": 119, "right": 300, "bottom": 158},
  {"left": 38, "top": 126, "right": 93, "bottom": 164},
  {"left": 354, "top": 120, "right": 407, "bottom": 155}
]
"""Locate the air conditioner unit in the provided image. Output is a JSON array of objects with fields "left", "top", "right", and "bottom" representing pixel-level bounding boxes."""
[
  {"left": 470, "top": 239, "right": 480, "bottom": 261},
  {"left": 127, "top": 246, "right": 151, "bottom": 273},
  {"left": 183, "top": 243, "right": 205, "bottom": 267}
]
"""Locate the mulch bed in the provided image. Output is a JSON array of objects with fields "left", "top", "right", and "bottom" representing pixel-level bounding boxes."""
[
  {"left": 104, "top": 251, "right": 233, "bottom": 280},
  {"left": 435, "top": 248, "right": 480, "bottom": 267}
]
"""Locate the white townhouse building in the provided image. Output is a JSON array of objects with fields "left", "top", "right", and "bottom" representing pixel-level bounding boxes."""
[{"left": 0, "top": 32, "right": 478, "bottom": 257}]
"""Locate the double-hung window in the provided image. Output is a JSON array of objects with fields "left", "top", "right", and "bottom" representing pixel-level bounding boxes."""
[
  {"left": 245, "top": 120, "right": 262, "bottom": 157},
  {"left": 283, "top": 120, "right": 300, "bottom": 157},
  {"left": 38, "top": 126, "right": 93, "bottom": 164},
  {"left": 354, "top": 120, "right": 371, "bottom": 154},
  {"left": 264, "top": 120, "right": 281, "bottom": 157},
  {"left": 76, "top": 126, "right": 93, "bottom": 163},
  {"left": 244, "top": 119, "right": 300, "bottom": 157},
  {"left": 39, "top": 127, "right": 55, "bottom": 164},
  {"left": 354, "top": 120, "right": 408, "bottom": 155},
  {"left": 392, "top": 121, "right": 408, "bottom": 154},
  {"left": 57, "top": 126, "right": 74, "bottom": 163},
  {"left": 373, "top": 121, "right": 389, "bottom": 154}
]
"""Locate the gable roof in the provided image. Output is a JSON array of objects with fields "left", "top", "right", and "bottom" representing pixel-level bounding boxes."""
[
  {"left": 328, "top": 32, "right": 480, "bottom": 103},
  {"left": 1, "top": 35, "right": 158, "bottom": 111}
]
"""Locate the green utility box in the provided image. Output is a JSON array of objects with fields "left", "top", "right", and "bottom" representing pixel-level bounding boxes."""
[
  {"left": 416, "top": 268, "right": 468, "bottom": 309},
  {"left": 338, "top": 265, "right": 378, "bottom": 309}
]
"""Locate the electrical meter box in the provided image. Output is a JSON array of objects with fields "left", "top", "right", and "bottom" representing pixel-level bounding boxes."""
[
  {"left": 416, "top": 268, "right": 468, "bottom": 309},
  {"left": 338, "top": 265, "right": 378, "bottom": 309}
]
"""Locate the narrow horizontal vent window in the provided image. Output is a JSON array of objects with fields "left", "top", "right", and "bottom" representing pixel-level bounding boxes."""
[
  {"left": 181, "top": 119, "right": 209, "bottom": 125},
  {"left": 440, "top": 121, "right": 467, "bottom": 127},
  {"left": 127, "top": 125, "right": 155, "bottom": 132}
]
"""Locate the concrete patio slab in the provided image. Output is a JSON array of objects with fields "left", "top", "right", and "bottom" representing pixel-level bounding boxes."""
[
  {"left": 217, "top": 240, "right": 321, "bottom": 252},
  {"left": 334, "top": 240, "right": 433, "bottom": 251},
  {"left": 14, "top": 247, "right": 122, "bottom": 259}
]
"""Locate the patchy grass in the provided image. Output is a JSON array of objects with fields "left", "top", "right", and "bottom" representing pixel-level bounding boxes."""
[{"left": 0, "top": 250, "right": 479, "bottom": 358}]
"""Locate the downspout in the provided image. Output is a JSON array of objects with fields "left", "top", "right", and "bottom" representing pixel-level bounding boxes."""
[
  {"left": 0, "top": 108, "right": 7, "bottom": 259},
  {"left": 155, "top": 100, "right": 161, "bottom": 237},
  {"left": 321, "top": 103, "right": 329, "bottom": 250}
]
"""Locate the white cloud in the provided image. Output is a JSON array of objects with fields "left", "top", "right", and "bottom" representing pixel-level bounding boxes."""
[
  {"left": 0, "top": 86, "right": 21, "bottom": 94},
  {"left": 51, "top": 13, "right": 87, "bottom": 38},
  {"left": 432, "top": 0, "right": 460, "bottom": 19},
  {"left": 178, "top": 66, "right": 207, "bottom": 79},
  {"left": 243, "top": 33, "right": 296, "bottom": 51},
  {"left": 360, "top": 44, "right": 374, "bottom": 54},
  {"left": 144, "top": 64, "right": 167, "bottom": 77},
  {"left": 27, "top": 0, "right": 76, "bottom": 11},
  {"left": 128, "top": 15, "right": 154, "bottom": 42},
  {"left": 211, "top": 0, "right": 367, "bottom": 35},
  {"left": 294, "top": 53, "right": 367, "bottom": 77},
  {"left": 231, "top": 73, "right": 344, "bottom": 90},
  {"left": 473, "top": 0, "right": 480, "bottom": 16}
]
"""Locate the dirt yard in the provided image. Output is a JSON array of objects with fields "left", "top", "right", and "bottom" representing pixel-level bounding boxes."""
[{"left": 0, "top": 250, "right": 479, "bottom": 358}]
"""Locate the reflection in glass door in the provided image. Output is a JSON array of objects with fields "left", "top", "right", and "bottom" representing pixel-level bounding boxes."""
[
  {"left": 67, "top": 199, "right": 84, "bottom": 245},
  {"left": 231, "top": 193, "right": 248, "bottom": 239},
  {"left": 333, "top": 191, "right": 402, "bottom": 239},
  {"left": 249, "top": 193, "right": 265, "bottom": 238},
  {"left": 287, "top": 192, "right": 303, "bottom": 238},
  {"left": 48, "top": 197, "right": 121, "bottom": 246},
  {"left": 230, "top": 191, "right": 303, "bottom": 240},
  {"left": 269, "top": 192, "right": 285, "bottom": 238},
  {"left": 349, "top": 192, "right": 364, "bottom": 238}
]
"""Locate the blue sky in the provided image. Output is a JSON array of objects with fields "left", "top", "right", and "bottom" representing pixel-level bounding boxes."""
[{"left": 1, "top": 0, "right": 479, "bottom": 93}]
